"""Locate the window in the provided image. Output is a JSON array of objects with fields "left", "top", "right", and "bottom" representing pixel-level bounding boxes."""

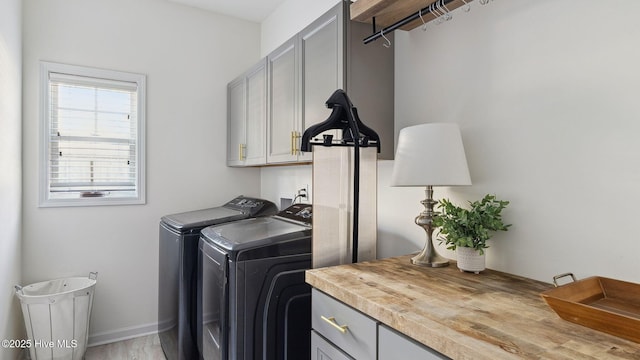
[{"left": 40, "top": 62, "right": 146, "bottom": 207}]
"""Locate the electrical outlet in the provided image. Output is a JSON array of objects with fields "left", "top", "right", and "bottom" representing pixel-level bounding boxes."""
[{"left": 296, "top": 184, "right": 310, "bottom": 203}]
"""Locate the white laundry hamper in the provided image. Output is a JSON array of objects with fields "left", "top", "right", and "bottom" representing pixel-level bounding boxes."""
[{"left": 15, "top": 272, "right": 97, "bottom": 360}]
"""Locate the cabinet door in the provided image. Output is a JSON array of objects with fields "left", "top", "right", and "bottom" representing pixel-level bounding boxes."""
[
  {"left": 378, "top": 325, "right": 449, "bottom": 360},
  {"left": 267, "top": 38, "right": 299, "bottom": 164},
  {"left": 298, "top": 4, "right": 345, "bottom": 162},
  {"left": 311, "top": 331, "right": 353, "bottom": 360},
  {"left": 226, "top": 76, "right": 246, "bottom": 166},
  {"left": 244, "top": 59, "right": 267, "bottom": 166}
]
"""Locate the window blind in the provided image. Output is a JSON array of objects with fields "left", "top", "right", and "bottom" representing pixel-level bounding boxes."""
[{"left": 48, "top": 72, "right": 139, "bottom": 197}]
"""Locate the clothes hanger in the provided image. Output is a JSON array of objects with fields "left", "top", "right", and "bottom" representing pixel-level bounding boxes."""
[
  {"left": 439, "top": 0, "right": 453, "bottom": 21},
  {"left": 300, "top": 89, "right": 381, "bottom": 153},
  {"left": 429, "top": 2, "right": 443, "bottom": 25},
  {"left": 461, "top": 0, "right": 471, "bottom": 12},
  {"left": 418, "top": 8, "right": 428, "bottom": 31},
  {"left": 380, "top": 29, "right": 391, "bottom": 48}
]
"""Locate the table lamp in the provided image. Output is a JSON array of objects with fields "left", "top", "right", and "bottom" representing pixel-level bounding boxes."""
[{"left": 391, "top": 123, "right": 472, "bottom": 267}]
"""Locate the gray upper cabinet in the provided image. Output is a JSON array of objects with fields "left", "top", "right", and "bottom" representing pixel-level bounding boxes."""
[
  {"left": 227, "top": 76, "right": 246, "bottom": 166},
  {"left": 230, "top": 0, "right": 394, "bottom": 167},
  {"left": 267, "top": 38, "right": 299, "bottom": 164},
  {"left": 245, "top": 60, "right": 268, "bottom": 165},
  {"left": 344, "top": 7, "right": 394, "bottom": 160},
  {"left": 227, "top": 59, "right": 267, "bottom": 166},
  {"left": 297, "top": 6, "right": 345, "bottom": 163},
  {"left": 267, "top": 4, "right": 345, "bottom": 164},
  {"left": 301, "top": 0, "right": 395, "bottom": 161}
]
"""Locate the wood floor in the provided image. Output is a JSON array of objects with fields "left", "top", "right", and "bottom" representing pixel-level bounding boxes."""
[{"left": 84, "top": 334, "right": 166, "bottom": 360}]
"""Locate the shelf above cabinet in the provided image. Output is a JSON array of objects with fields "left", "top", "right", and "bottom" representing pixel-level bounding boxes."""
[{"left": 351, "top": 0, "right": 471, "bottom": 31}]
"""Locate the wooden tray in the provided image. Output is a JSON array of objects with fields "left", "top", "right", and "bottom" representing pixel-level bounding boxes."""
[{"left": 540, "top": 274, "right": 640, "bottom": 343}]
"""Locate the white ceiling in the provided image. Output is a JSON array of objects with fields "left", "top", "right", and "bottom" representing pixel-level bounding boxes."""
[{"left": 166, "top": 0, "right": 289, "bottom": 22}]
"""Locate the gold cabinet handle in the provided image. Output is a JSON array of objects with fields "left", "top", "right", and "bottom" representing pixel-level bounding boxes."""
[
  {"left": 290, "top": 131, "right": 296, "bottom": 155},
  {"left": 321, "top": 316, "right": 348, "bottom": 334},
  {"left": 289, "top": 131, "right": 302, "bottom": 156},
  {"left": 293, "top": 131, "right": 301, "bottom": 155},
  {"left": 239, "top": 143, "right": 246, "bottom": 160}
]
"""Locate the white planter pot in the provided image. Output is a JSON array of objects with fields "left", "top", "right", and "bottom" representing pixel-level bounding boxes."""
[{"left": 456, "top": 247, "right": 485, "bottom": 274}]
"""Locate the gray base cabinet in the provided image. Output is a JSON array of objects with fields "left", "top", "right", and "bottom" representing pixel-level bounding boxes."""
[
  {"left": 311, "top": 331, "right": 354, "bottom": 360},
  {"left": 311, "top": 289, "right": 448, "bottom": 360},
  {"left": 379, "top": 325, "right": 450, "bottom": 360}
]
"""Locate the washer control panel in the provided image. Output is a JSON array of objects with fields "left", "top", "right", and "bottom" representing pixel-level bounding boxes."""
[
  {"left": 275, "top": 203, "right": 313, "bottom": 226},
  {"left": 223, "top": 196, "right": 278, "bottom": 217}
]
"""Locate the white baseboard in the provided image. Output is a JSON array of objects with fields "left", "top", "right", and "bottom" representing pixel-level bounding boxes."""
[{"left": 88, "top": 322, "right": 159, "bottom": 347}]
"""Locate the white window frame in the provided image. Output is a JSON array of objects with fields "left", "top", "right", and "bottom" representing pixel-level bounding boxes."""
[{"left": 39, "top": 61, "right": 146, "bottom": 207}]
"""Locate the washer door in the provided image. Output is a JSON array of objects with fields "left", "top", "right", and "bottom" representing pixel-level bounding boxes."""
[
  {"left": 198, "top": 238, "right": 228, "bottom": 360},
  {"left": 261, "top": 269, "right": 311, "bottom": 360},
  {"left": 238, "top": 252, "right": 311, "bottom": 360}
]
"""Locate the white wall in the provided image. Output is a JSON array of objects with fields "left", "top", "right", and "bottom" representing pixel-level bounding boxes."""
[
  {"left": 260, "top": 0, "right": 339, "bottom": 56},
  {"left": 22, "top": 0, "right": 262, "bottom": 344},
  {"left": 263, "top": 0, "right": 640, "bottom": 285},
  {"left": 388, "top": 0, "right": 640, "bottom": 283},
  {"left": 261, "top": 165, "right": 313, "bottom": 207},
  {"left": 0, "top": 0, "right": 23, "bottom": 358}
]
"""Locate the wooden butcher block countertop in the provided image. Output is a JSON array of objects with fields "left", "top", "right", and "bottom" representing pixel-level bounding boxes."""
[{"left": 305, "top": 255, "right": 640, "bottom": 359}]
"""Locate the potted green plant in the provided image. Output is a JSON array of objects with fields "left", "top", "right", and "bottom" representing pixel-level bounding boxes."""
[{"left": 433, "top": 194, "right": 511, "bottom": 273}]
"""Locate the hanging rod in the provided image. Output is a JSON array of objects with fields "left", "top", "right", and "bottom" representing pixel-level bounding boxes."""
[{"left": 363, "top": 0, "right": 459, "bottom": 44}]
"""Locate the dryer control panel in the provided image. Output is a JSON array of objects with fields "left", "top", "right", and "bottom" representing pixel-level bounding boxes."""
[{"left": 223, "top": 196, "right": 278, "bottom": 217}]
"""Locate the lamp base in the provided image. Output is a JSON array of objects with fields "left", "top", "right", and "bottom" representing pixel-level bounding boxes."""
[
  {"left": 411, "top": 185, "right": 450, "bottom": 267},
  {"left": 411, "top": 250, "right": 449, "bottom": 267}
]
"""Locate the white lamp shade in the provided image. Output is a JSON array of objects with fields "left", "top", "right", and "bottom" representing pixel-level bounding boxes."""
[{"left": 391, "top": 123, "right": 472, "bottom": 187}]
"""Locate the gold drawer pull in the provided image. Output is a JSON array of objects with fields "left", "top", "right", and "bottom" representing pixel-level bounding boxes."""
[{"left": 321, "top": 316, "right": 348, "bottom": 334}]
